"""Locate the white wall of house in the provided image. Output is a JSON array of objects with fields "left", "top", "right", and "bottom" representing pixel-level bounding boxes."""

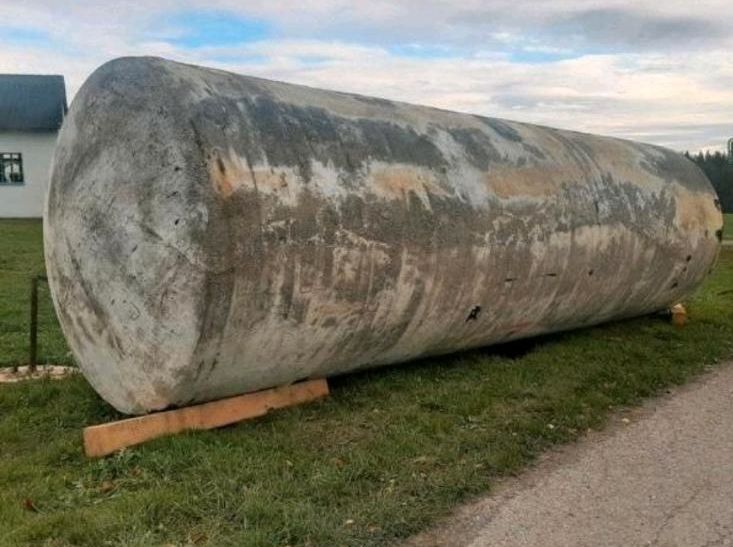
[{"left": 0, "top": 130, "right": 58, "bottom": 218}]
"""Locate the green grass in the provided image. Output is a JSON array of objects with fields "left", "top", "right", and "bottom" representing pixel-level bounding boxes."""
[
  {"left": 724, "top": 213, "right": 733, "bottom": 240},
  {"left": 1, "top": 219, "right": 733, "bottom": 546},
  {"left": 0, "top": 220, "right": 70, "bottom": 367}
]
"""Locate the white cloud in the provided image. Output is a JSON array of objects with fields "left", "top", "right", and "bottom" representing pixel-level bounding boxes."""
[{"left": 0, "top": 1, "right": 731, "bottom": 152}]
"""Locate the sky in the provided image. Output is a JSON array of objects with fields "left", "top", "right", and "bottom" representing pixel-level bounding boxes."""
[{"left": 1, "top": 1, "right": 731, "bottom": 152}]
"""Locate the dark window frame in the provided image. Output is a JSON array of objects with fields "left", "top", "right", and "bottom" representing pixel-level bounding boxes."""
[{"left": 0, "top": 153, "right": 24, "bottom": 185}]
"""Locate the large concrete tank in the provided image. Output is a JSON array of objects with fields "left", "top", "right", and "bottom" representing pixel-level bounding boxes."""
[{"left": 45, "top": 57, "right": 723, "bottom": 415}]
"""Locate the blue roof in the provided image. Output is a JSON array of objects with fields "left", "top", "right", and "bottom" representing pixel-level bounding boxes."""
[{"left": 0, "top": 74, "right": 67, "bottom": 131}]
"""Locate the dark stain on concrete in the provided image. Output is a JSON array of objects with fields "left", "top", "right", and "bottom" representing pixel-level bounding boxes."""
[
  {"left": 640, "top": 145, "right": 714, "bottom": 193},
  {"left": 466, "top": 306, "right": 482, "bottom": 322},
  {"left": 521, "top": 142, "right": 547, "bottom": 160},
  {"left": 349, "top": 94, "right": 397, "bottom": 108},
  {"left": 447, "top": 128, "right": 502, "bottom": 170},
  {"left": 476, "top": 116, "right": 523, "bottom": 142},
  {"left": 242, "top": 97, "right": 448, "bottom": 178}
]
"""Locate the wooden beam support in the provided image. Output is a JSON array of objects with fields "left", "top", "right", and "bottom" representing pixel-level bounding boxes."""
[
  {"left": 83, "top": 379, "right": 329, "bottom": 458},
  {"left": 670, "top": 303, "right": 688, "bottom": 327}
]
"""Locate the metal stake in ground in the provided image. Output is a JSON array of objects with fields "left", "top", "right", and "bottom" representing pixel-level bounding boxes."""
[
  {"left": 0, "top": 274, "right": 77, "bottom": 383},
  {"left": 28, "top": 275, "right": 47, "bottom": 372}
]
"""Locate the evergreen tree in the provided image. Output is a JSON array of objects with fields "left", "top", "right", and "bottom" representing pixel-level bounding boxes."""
[{"left": 685, "top": 149, "right": 733, "bottom": 213}]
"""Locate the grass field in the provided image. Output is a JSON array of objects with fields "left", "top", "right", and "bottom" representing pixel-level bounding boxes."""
[
  {"left": 1, "top": 219, "right": 733, "bottom": 546},
  {"left": 0, "top": 220, "right": 69, "bottom": 367},
  {"left": 725, "top": 213, "right": 733, "bottom": 240}
]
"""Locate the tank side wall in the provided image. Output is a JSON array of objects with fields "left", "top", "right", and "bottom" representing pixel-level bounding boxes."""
[{"left": 45, "top": 57, "right": 723, "bottom": 413}]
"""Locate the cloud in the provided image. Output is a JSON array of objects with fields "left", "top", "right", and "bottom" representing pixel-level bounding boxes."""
[
  {"left": 0, "top": 1, "right": 731, "bottom": 152},
  {"left": 546, "top": 9, "right": 726, "bottom": 51},
  {"left": 446, "top": 4, "right": 731, "bottom": 52}
]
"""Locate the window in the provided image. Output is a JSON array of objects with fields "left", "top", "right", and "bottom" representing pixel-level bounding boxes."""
[{"left": 0, "top": 153, "right": 24, "bottom": 184}]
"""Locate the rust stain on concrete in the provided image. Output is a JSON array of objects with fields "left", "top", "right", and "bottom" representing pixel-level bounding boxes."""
[
  {"left": 674, "top": 187, "right": 724, "bottom": 234},
  {"left": 372, "top": 166, "right": 449, "bottom": 203},
  {"left": 486, "top": 165, "right": 572, "bottom": 199}
]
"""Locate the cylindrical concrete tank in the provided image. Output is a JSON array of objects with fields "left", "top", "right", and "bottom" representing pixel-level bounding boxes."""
[{"left": 45, "top": 57, "right": 723, "bottom": 414}]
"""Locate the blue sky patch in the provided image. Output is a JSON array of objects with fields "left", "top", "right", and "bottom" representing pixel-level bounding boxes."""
[
  {"left": 508, "top": 49, "right": 582, "bottom": 64},
  {"left": 388, "top": 44, "right": 460, "bottom": 59},
  {"left": 209, "top": 54, "right": 269, "bottom": 66},
  {"left": 0, "top": 27, "right": 55, "bottom": 48},
  {"left": 165, "top": 11, "right": 272, "bottom": 48}
]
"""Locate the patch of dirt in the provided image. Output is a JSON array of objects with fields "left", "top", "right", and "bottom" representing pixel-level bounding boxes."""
[{"left": 0, "top": 365, "right": 77, "bottom": 383}]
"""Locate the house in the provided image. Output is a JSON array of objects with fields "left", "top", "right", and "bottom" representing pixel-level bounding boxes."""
[{"left": 0, "top": 74, "right": 67, "bottom": 218}]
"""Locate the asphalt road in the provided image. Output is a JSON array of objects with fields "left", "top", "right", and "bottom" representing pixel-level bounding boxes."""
[{"left": 407, "top": 361, "right": 733, "bottom": 547}]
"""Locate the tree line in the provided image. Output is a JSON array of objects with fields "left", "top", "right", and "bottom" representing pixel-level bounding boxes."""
[{"left": 685, "top": 150, "right": 732, "bottom": 213}]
